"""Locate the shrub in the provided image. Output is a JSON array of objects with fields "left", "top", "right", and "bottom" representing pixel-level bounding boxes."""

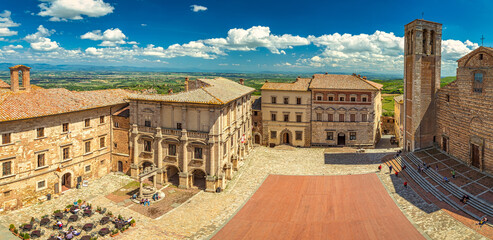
[
  {"left": 66, "top": 204, "right": 73, "bottom": 209},
  {"left": 23, "top": 233, "right": 30, "bottom": 239},
  {"left": 53, "top": 210, "right": 61, "bottom": 214},
  {"left": 13, "top": 229, "right": 18, "bottom": 234},
  {"left": 9, "top": 224, "right": 14, "bottom": 230},
  {"left": 107, "top": 211, "right": 112, "bottom": 216},
  {"left": 129, "top": 219, "right": 135, "bottom": 225},
  {"left": 118, "top": 215, "right": 122, "bottom": 220},
  {"left": 77, "top": 199, "right": 82, "bottom": 204}
]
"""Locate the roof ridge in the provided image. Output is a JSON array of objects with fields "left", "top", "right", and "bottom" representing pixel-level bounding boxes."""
[{"left": 201, "top": 87, "right": 224, "bottom": 104}]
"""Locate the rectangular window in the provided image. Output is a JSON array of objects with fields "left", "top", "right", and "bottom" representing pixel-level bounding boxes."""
[
  {"left": 295, "top": 131, "right": 302, "bottom": 140},
  {"left": 176, "top": 123, "right": 182, "bottom": 130},
  {"left": 284, "top": 114, "right": 289, "bottom": 122},
  {"left": 339, "top": 114, "right": 345, "bottom": 122},
  {"left": 317, "top": 113, "right": 322, "bottom": 121},
  {"left": 100, "top": 137, "right": 105, "bottom": 148},
  {"left": 84, "top": 118, "right": 91, "bottom": 127},
  {"left": 85, "top": 165, "right": 91, "bottom": 172},
  {"left": 339, "top": 96, "right": 345, "bottom": 101},
  {"left": 84, "top": 141, "right": 91, "bottom": 153},
  {"left": 326, "top": 132, "right": 334, "bottom": 140},
  {"left": 284, "top": 97, "right": 289, "bottom": 104},
  {"left": 271, "top": 113, "right": 277, "bottom": 121},
  {"left": 328, "top": 114, "right": 333, "bottom": 122},
  {"left": 114, "top": 122, "right": 119, "bottom": 128},
  {"left": 37, "top": 127, "right": 44, "bottom": 138},
  {"left": 62, "top": 147, "right": 70, "bottom": 160},
  {"left": 37, "top": 153, "right": 45, "bottom": 168},
  {"left": 2, "top": 161, "right": 11, "bottom": 176},
  {"left": 271, "top": 96, "right": 277, "bottom": 104},
  {"left": 446, "top": 94, "right": 450, "bottom": 102},
  {"left": 316, "top": 96, "right": 322, "bottom": 101},
  {"left": 350, "top": 114, "right": 356, "bottom": 122},
  {"left": 37, "top": 180, "right": 46, "bottom": 190},
  {"left": 169, "top": 144, "right": 177, "bottom": 156},
  {"left": 296, "top": 115, "right": 302, "bottom": 122},
  {"left": 350, "top": 132, "right": 357, "bottom": 140},
  {"left": 145, "top": 120, "right": 151, "bottom": 127},
  {"left": 362, "top": 97, "right": 367, "bottom": 102},
  {"left": 99, "top": 116, "right": 105, "bottom": 124},
  {"left": 328, "top": 96, "right": 334, "bottom": 101},
  {"left": 350, "top": 97, "right": 356, "bottom": 102},
  {"left": 1, "top": 133, "right": 11, "bottom": 144},
  {"left": 474, "top": 73, "right": 483, "bottom": 93},
  {"left": 270, "top": 131, "right": 277, "bottom": 139},
  {"left": 253, "top": 111, "right": 258, "bottom": 116},
  {"left": 254, "top": 121, "right": 258, "bottom": 127},
  {"left": 296, "top": 97, "right": 301, "bottom": 105},
  {"left": 144, "top": 140, "right": 152, "bottom": 152},
  {"left": 194, "top": 147, "right": 203, "bottom": 159},
  {"left": 362, "top": 114, "right": 367, "bottom": 122},
  {"left": 62, "top": 123, "right": 69, "bottom": 132}
]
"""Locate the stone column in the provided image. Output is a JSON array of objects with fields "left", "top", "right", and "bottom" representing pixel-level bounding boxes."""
[
  {"left": 179, "top": 129, "right": 189, "bottom": 189},
  {"left": 156, "top": 128, "right": 163, "bottom": 184},
  {"left": 131, "top": 125, "right": 140, "bottom": 177},
  {"left": 181, "top": 106, "right": 187, "bottom": 129},
  {"left": 139, "top": 181, "right": 143, "bottom": 198},
  {"left": 232, "top": 155, "right": 238, "bottom": 171},
  {"left": 225, "top": 164, "right": 232, "bottom": 180},
  {"left": 205, "top": 175, "right": 216, "bottom": 193}
]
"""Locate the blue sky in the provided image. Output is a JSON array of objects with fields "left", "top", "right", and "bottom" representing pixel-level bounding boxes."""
[{"left": 0, "top": 0, "right": 490, "bottom": 76}]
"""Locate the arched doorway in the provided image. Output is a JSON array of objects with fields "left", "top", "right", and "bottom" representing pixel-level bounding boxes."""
[
  {"left": 191, "top": 169, "right": 206, "bottom": 190},
  {"left": 254, "top": 134, "right": 260, "bottom": 144},
  {"left": 282, "top": 132, "right": 290, "bottom": 145},
  {"left": 117, "top": 161, "right": 123, "bottom": 172},
  {"left": 61, "top": 173, "right": 71, "bottom": 192},
  {"left": 166, "top": 165, "right": 180, "bottom": 186},
  {"left": 337, "top": 133, "right": 346, "bottom": 146}
]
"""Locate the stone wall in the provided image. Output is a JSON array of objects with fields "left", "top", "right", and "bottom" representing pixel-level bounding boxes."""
[
  {"left": 112, "top": 113, "right": 131, "bottom": 174},
  {"left": 436, "top": 48, "right": 493, "bottom": 174}
]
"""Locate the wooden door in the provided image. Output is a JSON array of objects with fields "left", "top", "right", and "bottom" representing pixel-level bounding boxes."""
[
  {"left": 471, "top": 144, "right": 480, "bottom": 168},
  {"left": 442, "top": 137, "right": 447, "bottom": 152}
]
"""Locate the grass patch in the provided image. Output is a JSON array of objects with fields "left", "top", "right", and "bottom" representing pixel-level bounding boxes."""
[{"left": 382, "top": 95, "right": 395, "bottom": 117}]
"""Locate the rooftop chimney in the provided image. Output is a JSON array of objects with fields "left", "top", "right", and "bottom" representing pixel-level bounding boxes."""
[
  {"left": 10, "top": 69, "right": 19, "bottom": 92},
  {"left": 239, "top": 78, "right": 244, "bottom": 85},
  {"left": 363, "top": 76, "right": 367, "bottom": 80},
  {"left": 325, "top": 72, "right": 328, "bottom": 75},
  {"left": 357, "top": 74, "right": 361, "bottom": 78},
  {"left": 184, "top": 77, "right": 189, "bottom": 92},
  {"left": 8, "top": 65, "right": 31, "bottom": 92}
]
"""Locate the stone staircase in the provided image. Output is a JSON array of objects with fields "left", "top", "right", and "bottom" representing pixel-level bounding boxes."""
[{"left": 385, "top": 151, "right": 492, "bottom": 226}]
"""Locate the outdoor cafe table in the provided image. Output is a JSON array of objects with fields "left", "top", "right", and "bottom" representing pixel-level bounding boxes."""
[
  {"left": 100, "top": 216, "right": 110, "bottom": 225},
  {"left": 22, "top": 224, "right": 32, "bottom": 231},
  {"left": 68, "top": 214, "right": 78, "bottom": 222},
  {"left": 80, "top": 236, "right": 91, "bottom": 240},
  {"left": 99, "top": 227, "right": 110, "bottom": 236},
  {"left": 54, "top": 212, "right": 64, "bottom": 219},
  {"left": 70, "top": 206, "right": 79, "bottom": 214},
  {"left": 31, "top": 230, "right": 41, "bottom": 238},
  {"left": 40, "top": 218, "right": 50, "bottom": 226},
  {"left": 82, "top": 223, "right": 93, "bottom": 232},
  {"left": 83, "top": 209, "right": 92, "bottom": 217}
]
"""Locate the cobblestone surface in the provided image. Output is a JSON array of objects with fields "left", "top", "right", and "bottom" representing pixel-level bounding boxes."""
[{"left": 0, "top": 146, "right": 487, "bottom": 240}]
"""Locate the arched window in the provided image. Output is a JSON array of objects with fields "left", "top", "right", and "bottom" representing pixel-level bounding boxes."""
[
  {"left": 430, "top": 31, "right": 435, "bottom": 54},
  {"left": 473, "top": 72, "right": 483, "bottom": 93},
  {"left": 422, "top": 29, "right": 428, "bottom": 55}
]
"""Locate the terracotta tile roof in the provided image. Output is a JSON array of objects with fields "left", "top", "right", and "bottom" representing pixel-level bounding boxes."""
[
  {"left": 0, "top": 80, "right": 9, "bottom": 88},
  {"left": 260, "top": 78, "right": 311, "bottom": 91},
  {"left": 129, "top": 77, "right": 254, "bottom": 105},
  {"left": 394, "top": 95, "right": 404, "bottom": 103},
  {"left": 0, "top": 88, "right": 130, "bottom": 122},
  {"left": 309, "top": 74, "right": 383, "bottom": 90}
]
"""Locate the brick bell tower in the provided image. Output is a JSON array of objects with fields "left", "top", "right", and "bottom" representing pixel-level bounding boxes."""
[{"left": 403, "top": 19, "right": 442, "bottom": 152}]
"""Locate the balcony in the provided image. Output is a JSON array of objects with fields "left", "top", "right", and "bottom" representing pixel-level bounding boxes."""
[{"left": 138, "top": 126, "right": 156, "bottom": 134}]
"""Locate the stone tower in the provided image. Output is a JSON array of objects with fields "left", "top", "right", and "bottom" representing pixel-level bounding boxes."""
[{"left": 403, "top": 20, "right": 442, "bottom": 151}]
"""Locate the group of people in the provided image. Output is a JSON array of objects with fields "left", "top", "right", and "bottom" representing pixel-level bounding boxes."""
[
  {"left": 152, "top": 192, "right": 160, "bottom": 201},
  {"left": 140, "top": 198, "right": 151, "bottom": 206},
  {"left": 52, "top": 226, "right": 81, "bottom": 240}
]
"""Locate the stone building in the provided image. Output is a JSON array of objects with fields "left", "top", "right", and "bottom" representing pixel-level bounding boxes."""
[
  {"left": 260, "top": 74, "right": 382, "bottom": 147},
  {"left": 393, "top": 95, "right": 404, "bottom": 147},
  {"left": 261, "top": 78, "right": 312, "bottom": 147},
  {"left": 111, "top": 106, "right": 131, "bottom": 174},
  {"left": 381, "top": 116, "right": 395, "bottom": 135},
  {"left": 436, "top": 47, "right": 493, "bottom": 173},
  {"left": 251, "top": 97, "right": 263, "bottom": 145},
  {"left": 128, "top": 77, "right": 254, "bottom": 192},
  {"left": 403, "top": 19, "right": 442, "bottom": 152},
  {"left": 310, "top": 74, "right": 382, "bottom": 147},
  {"left": 0, "top": 65, "right": 129, "bottom": 211}
]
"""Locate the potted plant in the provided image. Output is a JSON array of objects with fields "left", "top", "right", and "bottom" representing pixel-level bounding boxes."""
[
  {"left": 107, "top": 211, "right": 113, "bottom": 217},
  {"left": 23, "top": 233, "right": 30, "bottom": 239},
  {"left": 77, "top": 199, "right": 82, "bottom": 204},
  {"left": 9, "top": 224, "right": 15, "bottom": 232},
  {"left": 110, "top": 229, "right": 119, "bottom": 237},
  {"left": 13, "top": 228, "right": 18, "bottom": 235},
  {"left": 130, "top": 219, "right": 136, "bottom": 227},
  {"left": 96, "top": 206, "right": 101, "bottom": 213}
]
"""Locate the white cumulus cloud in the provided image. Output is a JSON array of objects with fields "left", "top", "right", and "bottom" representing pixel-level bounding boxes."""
[
  {"left": 38, "top": 0, "right": 114, "bottom": 21},
  {"left": 191, "top": 5, "right": 207, "bottom": 12},
  {"left": 81, "top": 28, "right": 128, "bottom": 46},
  {"left": 24, "top": 25, "right": 60, "bottom": 51},
  {"left": 0, "top": 10, "right": 20, "bottom": 37}
]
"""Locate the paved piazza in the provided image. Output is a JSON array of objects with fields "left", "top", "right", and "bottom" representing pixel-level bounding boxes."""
[{"left": 0, "top": 146, "right": 488, "bottom": 240}]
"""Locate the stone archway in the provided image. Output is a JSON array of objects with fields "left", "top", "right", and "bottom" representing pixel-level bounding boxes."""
[
  {"left": 191, "top": 169, "right": 206, "bottom": 190},
  {"left": 280, "top": 129, "right": 292, "bottom": 145},
  {"left": 165, "top": 165, "right": 180, "bottom": 186},
  {"left": 61, "top": 172, "right": 72, "bottom": 192},
  {"left": 254, "top": 133, "right": 261, "bottom": 145}
]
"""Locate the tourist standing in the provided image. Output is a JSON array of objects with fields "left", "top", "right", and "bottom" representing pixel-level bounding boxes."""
[
  {"left": 378, "top": 165, "right": 382, "bottom": 172},
  {"left": 477, "top": 217, "right": 488, "bottom": 228},
  {"left": 395, "top": 171, "right": 399, "bottom": 177},
  {"left": 404, "top": 182, "right": 408, "bottom": 188},
  {"left": 435, "top": 164, "right": 439, "bottom": 171},
  {"left": 389, "top": 165, "right": 393, "bottom": 174},
  {"left": 451, "top": 170, "right": 456, "bottom": 179}
]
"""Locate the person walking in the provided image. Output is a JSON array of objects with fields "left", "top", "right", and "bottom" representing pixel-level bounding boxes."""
[
  {"left": 378, "top": 165, "right": 382, "bottom": 172},
  {"left": 435, "top": 164, "right": 439, "bottom": 172},
  {"left": 404, "top": 181, "right": 408, "bottom": 188},
  {"left": 451, "top": 169, "right": 456, "bottom": 179},
  {"left": 395, "top": 171, "right": 399, "bottom": 177},
  {"left": 389, "top": 165, "right": 393, "bottom": 174},
  {"left": 477, "top": 217, "right": 488, "bottom": 228}
]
